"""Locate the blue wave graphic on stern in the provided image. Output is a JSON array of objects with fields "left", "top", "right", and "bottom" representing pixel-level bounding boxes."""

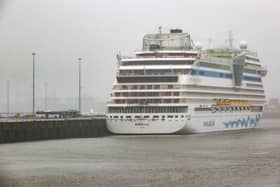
[{"left": 224, "top": 114, "right": 261, "bottom": 128}]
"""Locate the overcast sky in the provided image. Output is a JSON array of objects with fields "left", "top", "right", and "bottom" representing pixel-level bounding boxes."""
[{"left": 0, "top": 0, "right": 279, "bottom": 110}]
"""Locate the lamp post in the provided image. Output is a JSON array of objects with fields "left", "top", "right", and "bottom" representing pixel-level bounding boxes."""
[
  {"left": 32, "top": 52, "right": 36, "bottom": 115},
  {"left": 78, "top": 57, "right": 82, "bottom": 114},
  {"left": 7, "top": 80, "right": 9, "bottom": 114},
  {"left": 45, "top": 81, "right": 48, "bottom": 111}
]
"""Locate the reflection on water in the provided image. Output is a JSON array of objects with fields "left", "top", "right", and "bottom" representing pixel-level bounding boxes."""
[{"left": 0, "top": 119, "right": 280, "bottom": 187}]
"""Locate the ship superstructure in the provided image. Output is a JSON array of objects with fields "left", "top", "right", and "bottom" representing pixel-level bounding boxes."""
[{"left": 106, "top": 29, "right": 267, "bottom": 134}]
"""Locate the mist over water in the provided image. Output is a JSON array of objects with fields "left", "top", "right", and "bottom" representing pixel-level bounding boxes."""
[{"left": 0, "top": 1, "right": 280, "bottom": 187}]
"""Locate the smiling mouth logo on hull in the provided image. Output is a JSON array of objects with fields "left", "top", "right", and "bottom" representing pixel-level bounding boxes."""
[{"left": 224, "top": 114, "right": 261, "bottom": 128}]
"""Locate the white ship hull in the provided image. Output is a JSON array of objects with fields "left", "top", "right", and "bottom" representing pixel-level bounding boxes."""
[{"left": 106, "top": 112, "right": 262, "bottom": 134}]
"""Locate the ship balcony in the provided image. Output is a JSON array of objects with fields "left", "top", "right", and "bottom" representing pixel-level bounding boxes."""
[
  {"left": 118, "top": 69, "right": 190, "bottom": 76},
  {"left": 112, "top": 92, "right": 180, "bottom": 97},
  {"left": 116, "top": 74, "right": 178, "bottom": 83},
  {"left": 256, "top": 67, "right": 267, "bottom": 76},
  {"left": 113, "top": 84, "right": 185, "bottom": 90},
  {"left": 108, "top": 98, "right": 188, "bottom": 105}
]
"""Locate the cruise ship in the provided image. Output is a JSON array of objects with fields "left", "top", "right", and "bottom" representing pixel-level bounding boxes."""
[{"left": 106, "top": 28, "right": 267, "bottom": 134}]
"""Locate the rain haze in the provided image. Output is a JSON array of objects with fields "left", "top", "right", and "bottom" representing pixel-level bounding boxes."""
[
  {"left": 0, "top": 0, "right": 279, "bottom": 113},
  {"left": 1, "top": 1, "right": 280, "bottom": 187}
]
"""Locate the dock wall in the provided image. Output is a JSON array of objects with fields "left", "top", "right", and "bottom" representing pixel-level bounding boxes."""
[{"left": 0, "top": 118, "right": 110, "bottom": 144}]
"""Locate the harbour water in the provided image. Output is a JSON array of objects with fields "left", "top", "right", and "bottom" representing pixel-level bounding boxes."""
[{"left": 0, "top": 119, "right": 279, "bottom": 187}]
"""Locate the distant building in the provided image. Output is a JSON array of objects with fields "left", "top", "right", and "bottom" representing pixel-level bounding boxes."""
[
  {"left": 266, "top": 98, "right": 280, "bottom": 110},
  {"left": 263, "top": 98, "right": 280, "bottom": 118}
]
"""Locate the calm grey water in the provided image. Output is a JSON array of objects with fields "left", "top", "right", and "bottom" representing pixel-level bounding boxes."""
[{"left": 0, "top": 119, "right": 280, "bottom": 187}]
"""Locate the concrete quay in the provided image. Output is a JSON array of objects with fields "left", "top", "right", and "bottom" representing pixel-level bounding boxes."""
[{"left": 0, "top": 117, "right": 110, "bottom": 143}]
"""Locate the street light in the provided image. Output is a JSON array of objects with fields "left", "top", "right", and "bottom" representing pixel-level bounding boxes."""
[
  {"left": 78, "top": 57, "right": 82, "bottom": 114},
  {"left": 32, "top": 52, "right": 36, "bottom": 115},
  {"left": 45, "top": 81, "right": 48, "bottom": 111},
  {"left": 7, "top": 80, "right": 9, "bottom": 114}
]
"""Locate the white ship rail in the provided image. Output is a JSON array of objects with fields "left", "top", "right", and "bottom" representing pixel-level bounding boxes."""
[
  {"left": 117, "top": 73, "right": 181, "bottom": 77},
  {"left": 118, "top": 65, "right": 193, "bottom": 70},
  {"left": 109, "top": 96, "right": 266, "bottom": 102},
  {"left": 106, "top": 103, "right": 189, "bottom": 107},
  {"left": 106, "top": 97, "right": 266, "bottom": 106},
  {"left": 113, "top": 82, "right": 265, "bottom": 90},
  {"left": 135, "top": 50, "right": 199, "bottom": 55},
  {"left": 111, "top": 89, "right": 265, "bottom": 96},
  {"left": 121, "top": 57, "right": 196, "bottom": 61},
  {"left": 110, "top": 94, "right": 265, "bottom": 100},
  {"left": 245, "top": 60, "right": 262, "bottom": 66},
  {"left": 199, "top": 57, "right": 232, "bottom": 65}
]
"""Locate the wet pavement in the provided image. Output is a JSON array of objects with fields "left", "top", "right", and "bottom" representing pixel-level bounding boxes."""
[{"left": 0, "top": 119, "right": 279, "bottom": 187}]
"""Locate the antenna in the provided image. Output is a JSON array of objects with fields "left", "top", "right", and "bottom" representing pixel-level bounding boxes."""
[
  {"left": 159, "top": 26, "right": 162, "bottom": 49},
  {"left": 7, "top": 80, "right": 9, "bottom": 114},
  {"left": 228, "top": 30, "right": 233, "bottom": 49},
  {"left": 158, "top": 26, "right": 162, "bottom": 34},
  {"left": 208, "top": 38, "right": 213, "bottom": 49},
  {"left": 45, "top": 81, "right": 48, "bottom": 111}
]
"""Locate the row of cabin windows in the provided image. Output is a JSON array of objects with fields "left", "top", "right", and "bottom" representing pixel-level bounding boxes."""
[
  {"left": 108, "top": 107, "right": 188, "bottom": 113},
  {"left": 108, "top": 114, "right": 189, "bottom": 119},
  {"left": 198, "top": 62, "right": 231, "bottom": 71},
  {"left": 194, "top": 105, "right": 263, "bottom": 112},
  {"left": 114, "top": 91, "right": 265, "bottom": 100},
  {"left": 136, "top": 53, "right": 197, "bottom": 57},
  {"left": 114, "top": 99, "right": 186, "bottom": 104},
  {"left": 246, "top": 83, "right": 263, "bottom": 88},
  {"left": 117, "top": 76, "right": 177, "bottom": 83},
  {"left": 120, "top": 61, "right": 259, "bottom": 76},
  {"left": 244, "top": 68, "right": 257, "bottom": 74},
  {"left": 245, "top": 56, "right": 260, "bottom": 62},
  {"left": 114, "top": 92, "right": 180, "bottom": 97},
  {"left": 113, "top": 85, "right": 264, "bottom": 94},
  {"left": 203, "top": 63, "right": 259, "bottom": 75},
  {"left": 119, "top": 69, "right": 190, "bottom": 76},
  {"left": 119, "top": 85, "right": 175, "bottom": 90}
]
